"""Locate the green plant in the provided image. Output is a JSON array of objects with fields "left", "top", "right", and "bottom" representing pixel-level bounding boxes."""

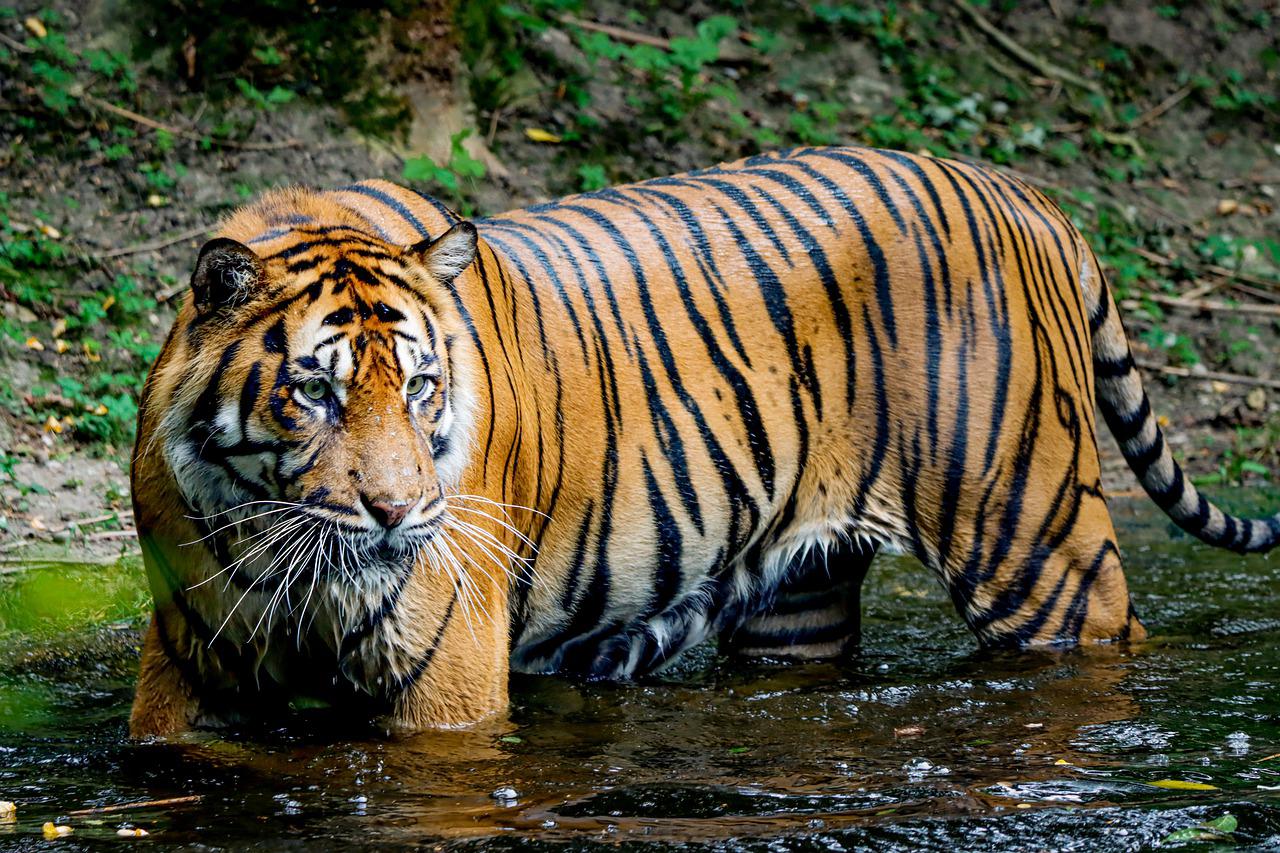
[{"left": 402, "top": 130, "right": 488, "bottom": 214}]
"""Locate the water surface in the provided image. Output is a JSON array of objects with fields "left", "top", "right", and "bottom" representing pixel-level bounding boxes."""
[{"left": 1, "top": 497, "right": 1278, "bottom": 850}]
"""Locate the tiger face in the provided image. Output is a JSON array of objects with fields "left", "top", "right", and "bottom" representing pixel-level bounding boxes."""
[{"left": 160, "top": 222, "right": 479, "bottom": 571}]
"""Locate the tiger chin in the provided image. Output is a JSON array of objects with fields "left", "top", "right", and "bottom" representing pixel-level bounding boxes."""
[{"left": 128, "top": 148, "right": 1280, "bottom": 737}]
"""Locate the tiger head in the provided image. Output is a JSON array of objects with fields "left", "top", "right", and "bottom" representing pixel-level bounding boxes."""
[{"left": 155, "top": 221, "right": 480, "bottom": 568}]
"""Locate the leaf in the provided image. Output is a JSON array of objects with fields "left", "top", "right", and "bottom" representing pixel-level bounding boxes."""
[
  {"left": 500, "top": 735, "right": 522, "bottom": 744},
  {"left": 728, "top": 746, "right": 750, "bottom": 754},
  {"left": 1161, "top": 813, "right": 1237, "bottom": 845},
  {"left": 402, "top": 156, "right": 441, "bottom": 184},
  {"left": 1149, "top": 779, "right": 1219, "bottom": 791},
  {"left": 1204, "top": 814, "right": 1238, "bottom": 833},
  {"left": 524, "top": 127, "right": 562, "bottom": 144}
]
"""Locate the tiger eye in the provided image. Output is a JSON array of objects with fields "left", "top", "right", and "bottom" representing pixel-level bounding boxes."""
[
  {"left": 406, "top": 374, "right": 432, "bottom": 398},
  {"left": 302, "top": 379, "right": 329, "bottom": 401}
]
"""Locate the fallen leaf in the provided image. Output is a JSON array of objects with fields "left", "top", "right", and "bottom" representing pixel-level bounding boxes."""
[
  {"left": 102, "top": 295, "right": 116, "bottom": 311},
  {"left": 524, "top": 128, "right": 562, "bottom": 144},
  {"left": 1149, "top": 779, "right": 1218, "bottom": 791},
  {"left": 23, "top": 16, "right": 47, "bottom": 38},
  {"left": 1161, "top": 813, "right": 1237, "bottom": 845},
  {"left": 116, "top": 827, "right": 149, "bottom": 837},
  {"left": 894, "top": 725, "right": 925, "bottom": 737},
  {"left": 1023, "top": 722, "right": 1044, "bottom": 729},
  {"left": 1054, "top": 759, "right": 1071, "bottom": 766},
  {"left": 1216, "top": 199, "right": 1239, "bottom": 216},
  {"left": 54, "top": 339, "right": 69, "bottom": 354},
  {"left": 42, "top": 822, "right": 73, "bottom": 839},
  {"left": 43, "top": 416, "right": 62, "bottom": 434},
  {"left": 25, "top": 337, "right": 44, "bottom": 351},
  {"left": 0, "top": 801, "right": 14, "bottom": 819},
  {"left": 1246, "top": 388, "right": 1267, "bottom": 411},
  {"left": 37, "top": 222, "right": 61, "bottom": 240}
]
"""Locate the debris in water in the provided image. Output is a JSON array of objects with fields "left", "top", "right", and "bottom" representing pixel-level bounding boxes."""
[
  {"left": 1161, "top": 813, "right": 1237, "bottom": 844},
  {"left": 894, "top": 725, "right": 925, "bottom": 737},
  {"left": 0, "top": 801, "right": 14, "bottom": 821},
  {"left": 42, "top": 822, "right": 73, "bottom": 839},
  {"left": 491, "top": 787, "right": 518, "bottom": 802},
  {"left": 116, "top": 827, "right": 149, "bottom": 837},
  {"left": 1149, "top": 779, "right": 1218, "bottom": 791}
]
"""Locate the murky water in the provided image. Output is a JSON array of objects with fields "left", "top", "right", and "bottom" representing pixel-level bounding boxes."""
[{"left": 1, "top": 497, "right": 1279, "bottom": 850}]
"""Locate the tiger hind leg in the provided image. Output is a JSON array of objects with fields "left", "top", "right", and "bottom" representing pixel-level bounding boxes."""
[{"left": 721, "top": 540, "right": 876, "bottom": 660}]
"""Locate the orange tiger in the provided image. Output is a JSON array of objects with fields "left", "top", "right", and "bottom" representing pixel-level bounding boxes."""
[{"left": 129, "top": 146, "right": 1280, "bottom": 735}]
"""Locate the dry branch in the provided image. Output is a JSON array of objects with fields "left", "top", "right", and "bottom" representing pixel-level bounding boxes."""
[
  {"left": 95, "top": 224, "right": 211, "bottom": 260},
  {"left": 76, "top": 92, "right": 304, "bottom": 151},
  {"left": 69, "top": 796, "right": 202, "bottom": 816},
  {"left": 1135, "top": 360, "right": 1280, "bottom": 391},
  {"left": 1127, "top": 292, "right": 1280, "bottom": 319},
  {"left": 950, "top": 0, "right": 1103, "bottom": 95}
]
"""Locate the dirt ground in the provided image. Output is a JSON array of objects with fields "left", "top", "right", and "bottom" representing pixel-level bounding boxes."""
[{"left": 1, "top": 0, "right": 1277, "bottom": 561}]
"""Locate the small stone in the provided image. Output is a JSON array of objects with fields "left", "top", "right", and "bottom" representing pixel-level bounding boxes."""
[
  {"left": 1216, "top": 199, "right": 1239, "bottom": 216},
  {"left": 491, "top": 786, "right": 518, "bottom": 801}
]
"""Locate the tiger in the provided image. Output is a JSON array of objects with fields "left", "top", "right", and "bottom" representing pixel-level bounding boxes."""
[{"left": 128, "top": 146, "right": 1280, "bottom": 736}]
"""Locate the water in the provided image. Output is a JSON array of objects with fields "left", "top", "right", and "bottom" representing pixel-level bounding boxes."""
[{"left": 1, "top": 497, "right": 1278, "bottom": 850}]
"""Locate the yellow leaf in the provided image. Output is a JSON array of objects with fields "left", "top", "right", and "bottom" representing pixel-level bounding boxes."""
[
  {"left": 102, "top": 295, "right": 116, "bottom": 311},
  {"left": 43, "top": 416, "right": 62, "bottom": 434},
  {"left": 1149, "top": 779, "right": 1218, "bottom": 791},
  {"left": 51, "top": 318, "right": 67, "bottom": 338},
  {"left": 42, "top": 822, "right": 73, "bottom": 839},
  {"left": 524, "top": 127, "right": 562, "bottom": 144},
  {"left": 25, "top": 337, "right": 44, "bottom": 351},
  {"left": 23, "top": 16, "right": 47, "bottom": 39},
  {"left": 93, "top": 404, "right": 109, "bottom": 416},
  {"left": 54, "top": 339, "right": 69, "bottom": 354},
  {"left": 1054, "top": 759, "right": 1071, "bottom": 766},
  {"left": 37, "top": 222, "right": 61, "bottom": 240}
]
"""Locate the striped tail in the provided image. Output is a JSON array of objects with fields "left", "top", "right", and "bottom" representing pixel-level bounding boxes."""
[{"left": 1082, "top": 248, "right": 1280, "bottom": 554}]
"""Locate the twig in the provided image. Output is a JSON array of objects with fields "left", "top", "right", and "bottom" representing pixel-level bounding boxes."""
[
  {"left": 86, "top": 528, "right": 137, "bottom": 541},
  {"left": 559, "top": 14, "right": 670, "bottom": 49},
  {"left": 950, "top": 0, "right": 1103, "bottom": 95},
  {"left": 76, "top": 92, "right": 304, "bottom": 151},
  {"left": 0, "top": 31, "right": 34, "bottom": 54},
  {"left": 1130, "top": 246, "right": 1280, "bottom": 291},
  {"left": 1124, "top": 292, "right": 1280, "bottom": 319},
  {"left": 557, "top": 14, "right": 756, "bottom": 63},
  {"left": 54, "top": 510, "right": 133, "bottom": 532},
  {"left": 1134, "top": 360, "right": 1280, "bottom": 391},
  {"left": 95, "top": 224, "right": 211, "bottom": 260},
  {"left": 69, "top": 796, "right": 202, "bottom": 816},
  {"left": 1129, "top": 84, "right": 1193, "bottom": 129}
]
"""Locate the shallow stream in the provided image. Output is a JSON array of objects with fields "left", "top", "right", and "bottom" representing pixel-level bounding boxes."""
[{"left": 1, "top": 497, "right": 1278, "bottom": 850}]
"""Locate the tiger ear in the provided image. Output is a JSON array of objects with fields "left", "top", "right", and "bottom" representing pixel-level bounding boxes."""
[
  {"left": 190, "top": 238, "right": 264, "bottom": 315},
  {"left": 404, "top": 222, "right": 477, "bottom": 286}
]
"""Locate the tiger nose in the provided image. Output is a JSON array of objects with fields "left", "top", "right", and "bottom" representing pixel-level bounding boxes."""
[{"left": 360, "top": 494, "right": 416, "bottom": 529}]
